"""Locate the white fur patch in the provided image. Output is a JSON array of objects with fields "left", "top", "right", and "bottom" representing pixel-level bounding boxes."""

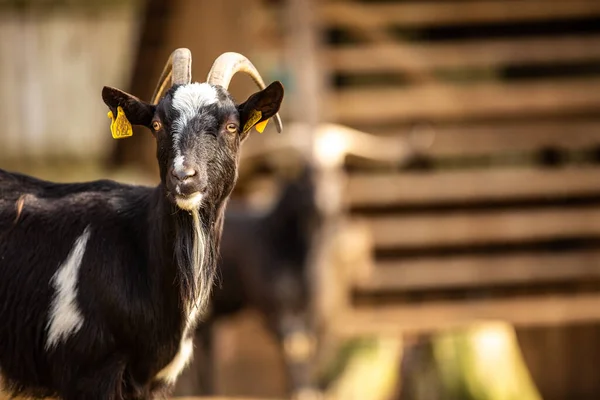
[
  {"left": 173, "top": 155, "right": 185, "bottom": 173},
  {"left": 175, "top": 193, "right": 204, "bottom": 211},
  {"left": 190, "top": 209, "right": 209, "bottom": 313},
  {"left": 154, "top": 206, "right": 212, "bottom": 385},
  {"left": 46, "top": 225, "right": 91, "bottom": 349},
  {"left": 171, "top": 83, "right": 218, "bottom": 172},
  {"left": 154, "top": 209, "right": 211, "bottom": 385},
  {"left": 155, "top": 337, "right": 194, "bottom": 385},
  {"left": 173, "top": 154, "right": 187, "bottom": 197},
  {"left": 172, "top": 83, "right": 218, "bottom": 131}
]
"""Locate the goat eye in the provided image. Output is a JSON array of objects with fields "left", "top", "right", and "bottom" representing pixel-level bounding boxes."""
[
  {"left": 152, "top": 121, "right": 162, "bottom": 131},
  {"left": 226, "top": 123, "right": 238, "bottom": 133}
]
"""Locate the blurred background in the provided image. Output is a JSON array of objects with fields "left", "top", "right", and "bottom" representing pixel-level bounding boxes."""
[{"left": 3, "top": 0, "right": 600, "bottom": 399}]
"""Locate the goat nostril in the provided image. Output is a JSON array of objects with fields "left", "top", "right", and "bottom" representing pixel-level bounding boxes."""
[{"left": 172, "top": 168, "right": 197, "bottom": 181}]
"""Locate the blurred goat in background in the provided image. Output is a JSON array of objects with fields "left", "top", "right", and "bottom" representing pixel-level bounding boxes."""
[{"left": 189, "top": 164, "right": 321, "bottom": 399}]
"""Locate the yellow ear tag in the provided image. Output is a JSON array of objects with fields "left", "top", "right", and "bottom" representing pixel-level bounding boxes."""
[
  {"left": 107, "top": 106, "right": 133, "bottom": 139},
  {"left": 243, "top": 110, "right": 262, "bottom": 133},
  {"left": 254, "top": 119, "right": 269, "bottom": 133}
]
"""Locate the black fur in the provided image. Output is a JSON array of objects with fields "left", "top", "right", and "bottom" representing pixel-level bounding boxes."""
[{"left": 0, "top": 80, "right": 283, "bottom": 399}]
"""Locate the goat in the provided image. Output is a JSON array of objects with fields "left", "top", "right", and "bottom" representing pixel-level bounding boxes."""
[
  {"left": 180, "top": 165, "right": 320, "bottom": 398},
  {"left": 0, "top": 48, "right": 284, "bottom": 400}
]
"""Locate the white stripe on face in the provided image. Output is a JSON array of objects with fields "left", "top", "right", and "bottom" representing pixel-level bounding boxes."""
[
  {"left": 171, "top": 83, "right": 218, "bottom": 171},
  {"left": 46, "top": 225, "right": 91, "bottom": 349}
]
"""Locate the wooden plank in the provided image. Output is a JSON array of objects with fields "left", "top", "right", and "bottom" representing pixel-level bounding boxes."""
[
  {"left": 320, "top": 1, "right": 600, "bottom": 29},
  {"left": 348, "top": 168, "right": 600, "bottom": 207},
  {"left": 233, "top": 121, "right": 600, "bottom": 166},
  {"left": 370, "top": 120, "right": 600, "bottom": 157},
  {"left": 331, "top": 79, "right": 600, "bottom": 124},
  {"left": 356, "top": 250, "right": 600, "bottom": 292},
  {"left": 366, "top": 208, "right": 600, "bottom": 248},
  {"left": 332, "top": 293, "right": 600, "bottom": 336},
  {"left": 326, "top": 35, "right": 600, "bottom": 73}
]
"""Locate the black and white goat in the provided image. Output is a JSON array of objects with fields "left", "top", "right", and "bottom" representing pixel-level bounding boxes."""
[
  {"left": 185, "top": 165, "right": 320, "bottom": 398},
  {"left": 0, "top": 49, "right": 284, "bottom": 399}
]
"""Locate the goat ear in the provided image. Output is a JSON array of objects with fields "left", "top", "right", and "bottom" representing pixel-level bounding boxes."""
[
  {"left": 237, "top": 81, "right": 284, "bottom": 139},
  {"left": 102, "top": 86, "right": 155, "bottom": 127}
]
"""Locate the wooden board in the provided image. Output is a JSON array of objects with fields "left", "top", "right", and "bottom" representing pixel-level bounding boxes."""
[
  {"left": 320, "top": 1, "right": 600, "bottom": 29},
  {"left": 327, "top": 35, "right": 600, "bottom": 73},
  {"left": 333, "top": 293, "right": 600, "bottom": 336},
  {"left": 365, "top": 120, "right": 600, "bottom": 157},
  {"left": 348, "top": 168, "right": 600, "bottom": 207},
  {"left": 366, "top": 207, "right": 600, "bottom": 248},
  {"left": 356, "top": 250, "right": 600, "bottom": 292},
  {"left": 331, "top": 79, "right": 600, "bottom": 124}
]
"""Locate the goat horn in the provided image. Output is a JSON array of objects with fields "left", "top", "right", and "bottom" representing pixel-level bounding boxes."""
[
  {"left": 151, "top": 48, "right": 192, "bottom": 105},
  {"left": 207, "top": 52, "right": 283, "bottom": 133}
]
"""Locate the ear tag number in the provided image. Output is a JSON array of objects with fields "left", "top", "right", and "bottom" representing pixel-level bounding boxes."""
[
  {"left": 254, "top": 119, "right": 269, "bottom": 133},
  {"left": 107, "top": 106, "right": 133, "bottom": 139},
  {"left": 243, "top": 110, "right": 262, "bottom": 133}
]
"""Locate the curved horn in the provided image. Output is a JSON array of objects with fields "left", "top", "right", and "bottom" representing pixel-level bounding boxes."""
[
  {"left": 150, "top": 48, "right": 192, "bottom": 105},
  {"left": 207, "top": 52, "right": 283, "bottom": 133}
]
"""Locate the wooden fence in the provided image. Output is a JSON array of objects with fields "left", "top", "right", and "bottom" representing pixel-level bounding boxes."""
[{"left": 312, "top": 1, "right": 600, "bottom": 399}]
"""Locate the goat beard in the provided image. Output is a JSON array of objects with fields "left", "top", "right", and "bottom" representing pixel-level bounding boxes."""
[{"left": 174, "top": 208, "right": 216, "bottom": 316}]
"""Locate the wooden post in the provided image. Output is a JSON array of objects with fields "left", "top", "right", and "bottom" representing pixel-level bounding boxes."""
[
  {"left": 283, "top": 0, "right": 329, "bottom": 326},
  {"left": 282, "top": 6, "right": 358, "bottom": 388}
]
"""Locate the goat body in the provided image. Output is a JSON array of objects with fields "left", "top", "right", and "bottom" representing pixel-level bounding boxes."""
[
  {"left": 0, "top": 170, "right": 221, "bottom": 399},
  {"left": 0, "top": 50, "right": 284, "bottom": 399}
]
